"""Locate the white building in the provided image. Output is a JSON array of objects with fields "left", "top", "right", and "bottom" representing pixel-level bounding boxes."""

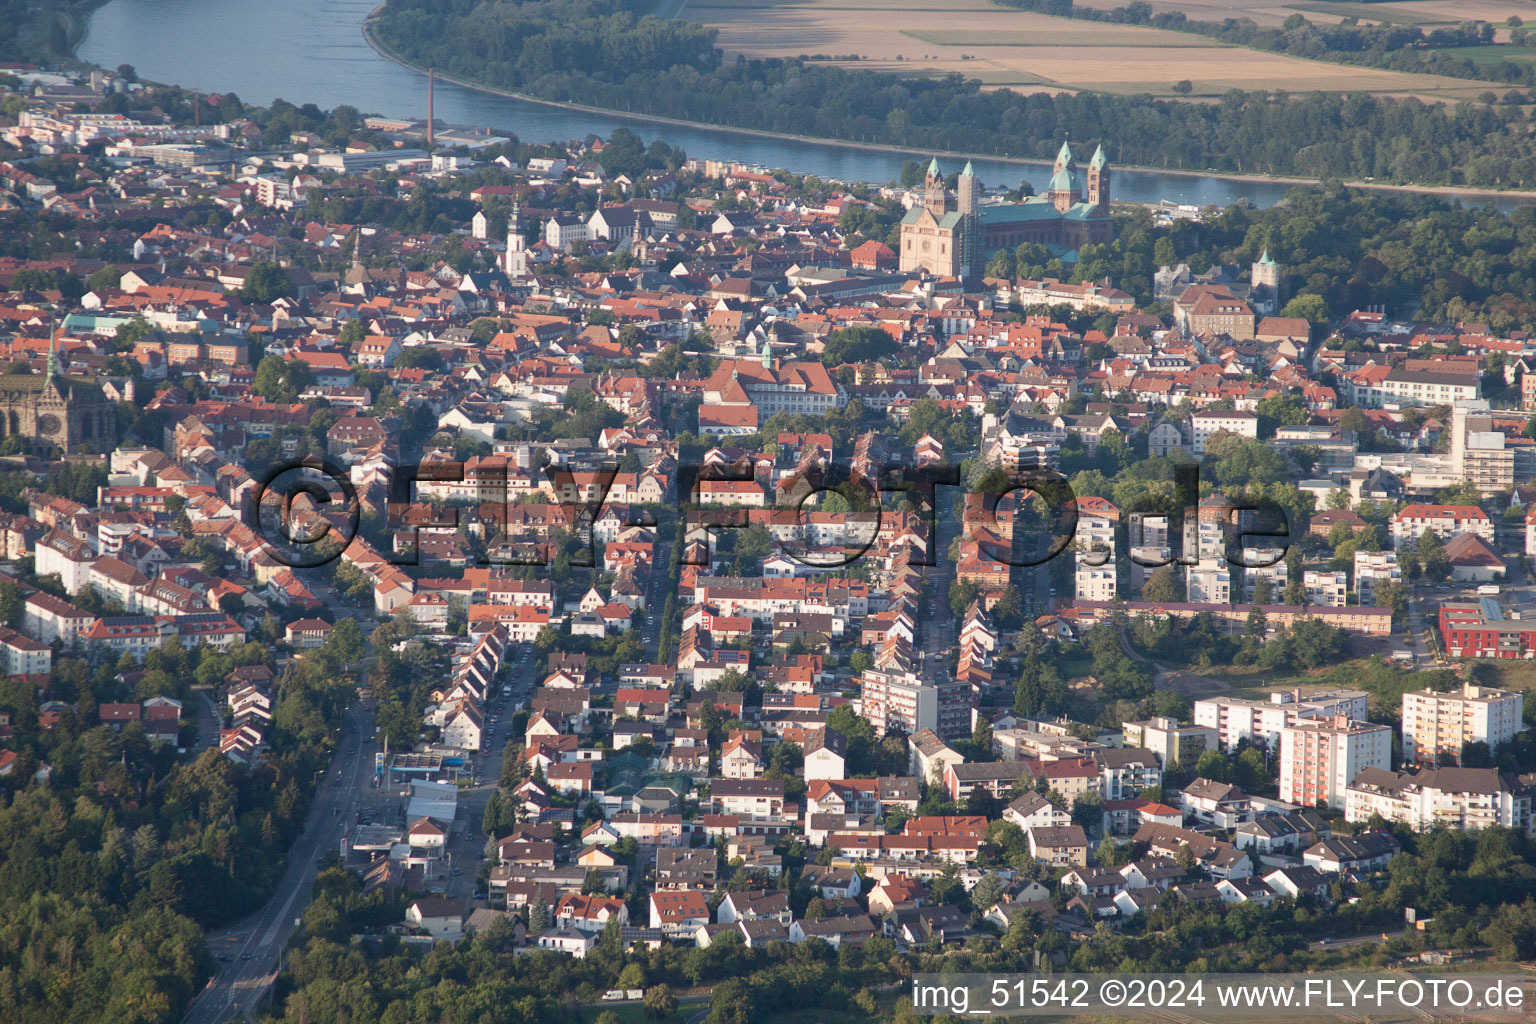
[
  {"left": 1075, "top": 556, "right": 1117, "bottom": 602},
  {"left": 1390, "top": 504, "right": 1494, "bottom": 549},
  {"left": 1279, "top": 716, "right": 1392, "bottom": 810},
  {"left": 1196, "top": 689, "right": 1370, "bottom": 753},
  {"left": 1186, "top": 558, "right": 1230, "bottom": 605},
  {"left": 1302, "top": 570, "right": 1348, "bottom": 608},
  {"left": 1402, "top": 683, "right": 1523, "bottom": 767},
  {"left": 1353, "top": 550, "right": 1400, "bottom": 604},
  {"left": 1188, "top": 410, "right": 1258, "bottom": 456},
  {"left": 1346, "top": 766, "right": 1533, "bottom": 836},
  {"left": 859, "top": 669, "right": 971, "bottom": 742}
]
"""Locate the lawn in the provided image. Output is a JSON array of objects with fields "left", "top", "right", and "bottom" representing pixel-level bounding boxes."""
[
  {"left": 1424, "top": 43, "right": 1536, "bottom": 66},
  {"left": 576, "top": 997, "right": 706, "bottom": 1024},
  {"left": 1465, "top": 659, "right": 1536, "bottom": 692}
]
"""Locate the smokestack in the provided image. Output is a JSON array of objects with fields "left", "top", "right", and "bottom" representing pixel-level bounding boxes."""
[{"left": 426, "top": 68, "right": 435, "bottom": 148}]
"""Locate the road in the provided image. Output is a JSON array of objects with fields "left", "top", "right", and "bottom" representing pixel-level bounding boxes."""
[
  {"left": 182, "top": 702, "right": 376, "bottom": 1024},
  {"left": 431, "top": 642, "right": 541, "bottom": 908},
  {"left": 920, "top": 485, "right": 959, "bottom": 670},
  {"left": 642, "top": 537, "right": 672, "bottom": 663},
  {"left": 1314, "top": 929, "right": 1405, "bottom": 951},
  {"left": 192, "top": 693, "right": 221, "bottom": 756}
]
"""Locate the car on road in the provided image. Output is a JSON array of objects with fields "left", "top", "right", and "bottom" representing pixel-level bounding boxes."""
[
  {"left": 217, "top": 955, "right": 232, "bottom": 962},
  {"left": 240, "top": 953, "right": 253, "bottom": 960},
  {"left": 451, "top": 868, "right": 462, "bottom": 876}
]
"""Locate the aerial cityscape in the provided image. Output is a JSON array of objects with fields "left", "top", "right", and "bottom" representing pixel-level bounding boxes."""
[{"left": 8, "top": 0, "right": 1536, "bottom": 1022}]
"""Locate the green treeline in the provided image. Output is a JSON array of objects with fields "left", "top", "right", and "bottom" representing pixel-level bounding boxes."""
[
  {"left": 374, "top": 0, "right": 1536, "bottom": 188},
  {"left": 1002, "top": 184, "right": 1536, "bottom": 331},
  {"left": 0, "top": 586, "right": 366, "bottom": 1024}
]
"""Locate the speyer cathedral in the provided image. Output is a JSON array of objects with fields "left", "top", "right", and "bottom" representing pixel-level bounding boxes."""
[{"left": 899, "top": 141, "right": 1115, "bottom": 279}]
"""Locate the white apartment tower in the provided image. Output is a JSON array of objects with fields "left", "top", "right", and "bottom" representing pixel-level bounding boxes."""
[
  {"left": 1280, "top": 715, "right": 1392, "bottom": 809},
  {"left": 1196, "top": 688, "right": 1370, "bottom": 752},
  {"left": 1402, "top": 683, "right": 1524, "bottom": 767}
]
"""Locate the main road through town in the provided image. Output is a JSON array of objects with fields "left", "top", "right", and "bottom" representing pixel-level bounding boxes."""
[{"left": 182, "top": 701, "right": 377, "bottom": 1024}]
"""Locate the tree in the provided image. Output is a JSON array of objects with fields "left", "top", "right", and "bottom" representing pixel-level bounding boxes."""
[
  {"left": 1254, "top": 393, "right": 1309, "bottom": 438},
  {"left": 970, "top": 871, "right": 1006, "bottom": 914},
  {"left": 644, "top": 984, "right": 678, "bottom": 1021},
  {"left": 1172, "top": 80, "right": 1193, "bottom": 94},
  {"left": 0, "top": 580, "right": 22, "bottom": 629},
  {"left": 240, "top": 262, "right": 294, "bottom": 303},
  {"left": 708, "top": 980, "right": 753, "bottom": 1024},
  {"left": 1280, "top": 292, "right": 1330, "bottom": 326},
  {"left": 528, "top": 890, "right": 550, "bottom": 936},
  {"left": 1071, "top": 789, "right": 1105, "bottom": 833},
  {"left": 253, "top": 354, "right": 311, "bottom": 403},
  {"left": 820, "top": 325, "right": 899, "bottom": 367},
  {"left": 86, "top": 265, "right": 121, "bottom": 293},
  {"left": 1141, "top": 565, "right": 1182, "bottom": 602},
  {"left": 971, "top": 717, "right": 993, "bottom": 759}
]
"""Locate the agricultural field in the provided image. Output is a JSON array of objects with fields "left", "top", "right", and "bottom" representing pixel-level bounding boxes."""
[
  {"left": 1075, "top": 0, "right": 1534, "bottom": 29},
  {"left": 1429, "top": 43, "right": 1536, "bottom": 66},
  {"left": 680, "top": 0, "right": 1506, "bottom": 100}
]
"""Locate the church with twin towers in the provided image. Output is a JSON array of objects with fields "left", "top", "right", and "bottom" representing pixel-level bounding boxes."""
[{"left": 899, "top": 140, "right": 1115, "bottom": 280}]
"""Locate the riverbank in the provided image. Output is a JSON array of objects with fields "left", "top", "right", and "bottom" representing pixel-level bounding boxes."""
[
  {"left": 361, "top": 9, "right": 1536, "bottom": 203},
  {"left": 13, "top": 0, "right": 111, "bottom": 66}
]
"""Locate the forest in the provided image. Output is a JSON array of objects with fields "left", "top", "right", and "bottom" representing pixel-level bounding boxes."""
[
  {"left": 372, "top": 0, "right": 1536, "bottom": 189},
  {"left": 1017, "top": 182, "right": 1536, "bottom": 331},
  {"left": 0, "top": 582, "right": 367, "bottom": 1024}
]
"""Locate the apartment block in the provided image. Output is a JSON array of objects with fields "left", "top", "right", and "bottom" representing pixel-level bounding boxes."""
[
  {"left": 1122, "top": 716, "right": 1218, "bottom": 769},
  {"left": 1402, "top": 682, "right": 1523, "bottom": 766},
  {"left": 1195, "top": 688, "right": 1370, "bottom": 753},
  {"left": 1279, "top": 716, "right": 1392, "bottom": 810},
  {"left": 1302, "top": 570, "right": 1348, "bottom": 608},
  {"left": 858, "top": 669, "right": 971, "bottom": 742},
  {"left": 1346, "top": 767, "right": 1533, "bottom": 835},
  {"left": 1353, "top": 550, "right": 1400, "bottom": 604}
]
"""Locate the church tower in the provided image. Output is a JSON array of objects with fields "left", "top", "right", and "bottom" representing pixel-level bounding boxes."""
[
  {"left": 1086, "top": 144, "right": 1111, "bottom": 215},
  {"left": 504, "top": 200, "right": 528, "bottom": 280},
  {"left": 1250, "top": 247, "right": 1282, "bottom": 314},
  {"left": 957, "top": 160, "right": 979, "bottom": 217},
  {"left": 924, "top": 158, "right": 948, "bottom": 217},
  {"left": 957, "top": 160, "right": 980, "bottom": 279},
  {"left": 1047, "top": 140, "right": 1082, "bottom": 214}
]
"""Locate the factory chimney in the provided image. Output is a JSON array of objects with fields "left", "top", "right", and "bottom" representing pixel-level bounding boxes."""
[{"left": 426, "top": 68, "right": 435, "bottom": 148}]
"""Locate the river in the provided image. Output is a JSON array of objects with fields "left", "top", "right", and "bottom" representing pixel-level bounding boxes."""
[{"left": 80, "top": 0, "right": 1527, "bottom": 210}]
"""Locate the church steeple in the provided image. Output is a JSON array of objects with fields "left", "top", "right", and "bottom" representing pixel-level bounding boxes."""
[
  {"left": 1086, "top": 143, "right": 1111, "bottom": 213},
  {"left": 45, "top": 335, "right": 60, "bottom": 381},
  {"left": 923, "top": 157, "right": 948, "bottom": 217},
  {"left": 505, "top": 199, "right": 528, "bottom": 280}
]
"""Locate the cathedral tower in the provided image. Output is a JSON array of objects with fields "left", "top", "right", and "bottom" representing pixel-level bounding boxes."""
[
  {"left": 957, "top": 160, "right": 980, "bottom": 279},
  {"left": 1086, "top": 143, "right": 1111, "bottom": 215},
  {"left": 924, "top": 158, "right": 948, "bottom": 218},
  {"left": 1047, "top": 140, "right": 1082, "bottom": 214}
]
